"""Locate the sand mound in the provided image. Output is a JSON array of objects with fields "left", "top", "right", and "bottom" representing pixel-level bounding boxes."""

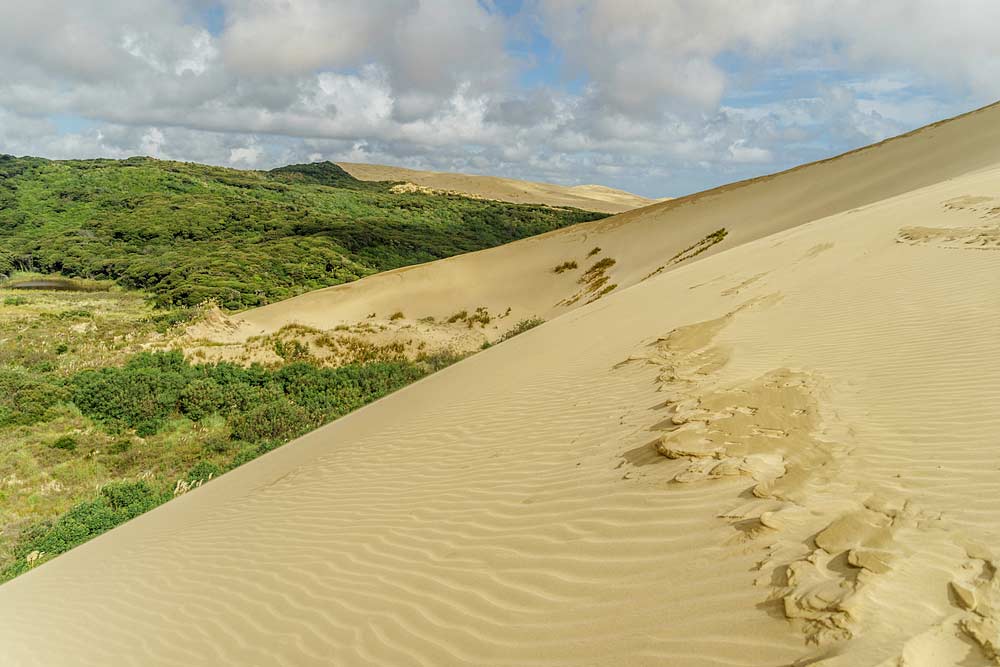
[
  {"left": 338, "top": 162, "right": 659, "bottom": 213},
  {"left": 202, "top": 102, "right": 1000, "bottom": 362},
  {"left": 4, "top": 104, "right": 1000, "bottom": 665}
]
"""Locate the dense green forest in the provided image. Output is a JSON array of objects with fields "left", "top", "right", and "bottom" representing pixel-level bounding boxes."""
[{"left": 0, "top": 156, "right": 606, "bottom": 309}]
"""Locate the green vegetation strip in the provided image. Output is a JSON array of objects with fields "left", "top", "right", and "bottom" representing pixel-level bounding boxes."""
[
  {"left": 0, "top": 156, "right": 607, "bottom": 309},
  {"left": 1, "top": 349, "right": 459, "bottom": 581}
]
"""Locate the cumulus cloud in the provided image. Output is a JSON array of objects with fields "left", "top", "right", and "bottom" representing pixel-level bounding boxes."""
[{"left": 0, "top": 1, "right": 998, "bottom": 196}]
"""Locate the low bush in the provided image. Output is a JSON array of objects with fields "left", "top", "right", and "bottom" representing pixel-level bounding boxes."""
[
  {"left": 50, "top": 435, "right": 77, "bottom": 451},
  {"left": 498, "top": 318, "right": 545, "bottom": 343},
  {"left": 1, "top": 481, "right": 170, "bottom": 580}
]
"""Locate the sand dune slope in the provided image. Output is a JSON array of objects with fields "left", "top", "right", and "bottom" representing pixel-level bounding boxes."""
[
  {"left": 3, "top": 150, "right": 1000, "bottom": 664},
  {"left": 217, "top": 102, "right": 1000, "bottom": 353},
  {"left": 337, "top": 162, "right": 659, "bottom": 213}
]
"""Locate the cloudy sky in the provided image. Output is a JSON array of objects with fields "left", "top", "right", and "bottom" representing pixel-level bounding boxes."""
[{"left": 1, "top": 1, "right": 998, "bottom": 197}]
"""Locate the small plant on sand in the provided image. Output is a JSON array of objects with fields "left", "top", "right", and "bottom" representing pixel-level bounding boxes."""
[
  {"left": 553, "top": 260, "right": 578, "bottom": 274},
  {"left": 447, "top": 310, "right": 468, "bottom": 324},
  {"left": 497, "top": 318, "right": 545, "bottom": 343},
  {"left": 51, "top": 435, "right": 77, "bottom": 451},
  {"left": 582, "top": 257, "right": 616, "bottom": 280},
  {"left": 466, "top": 307, "right": 491, "bottom": 328},
  {"left": 389, "top": 311, "right": 404, "bottom": 321},
  {"left": 587, "top": 246, "right": 601, "bottom": 257},
  {"left": 557, "top": 256, "right": 618, "bottom": 307}
]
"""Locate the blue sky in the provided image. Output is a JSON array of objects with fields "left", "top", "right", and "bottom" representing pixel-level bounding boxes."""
[{"left": 1, "top": 1, "right": 998, "bottom": 198}]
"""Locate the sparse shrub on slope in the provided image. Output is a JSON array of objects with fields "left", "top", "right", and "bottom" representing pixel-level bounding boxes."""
[{"left": 498, "top": 318, "right": 545, "bottom": 343}]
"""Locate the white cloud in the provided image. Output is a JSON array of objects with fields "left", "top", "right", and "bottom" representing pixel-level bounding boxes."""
[{"left": 1, "top": 1, "right": 999, "bottom": 197}]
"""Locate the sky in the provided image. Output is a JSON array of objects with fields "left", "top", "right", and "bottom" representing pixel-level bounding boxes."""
[{"left": 1, "top": 1, "right": 999, "bottom": 198}]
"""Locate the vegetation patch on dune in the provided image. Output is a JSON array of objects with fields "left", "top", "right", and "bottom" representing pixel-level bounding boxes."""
[
  {"left": 644, "top": 228, "right": 728, "bottom": 281},
  {"left": 558, "top": 255, "right": 618, "bottom": 306},
  {"left": 0, "top": 286, "right": 463, "bottom": 582},
  {"left": 0, "top": 155, "right": 608, "bottom": 309}
]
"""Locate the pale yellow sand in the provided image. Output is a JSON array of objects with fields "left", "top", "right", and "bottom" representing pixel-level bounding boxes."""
[
  {"left": 207, "top": 103, "right": 1000, "bottom": 356},
  {"left": 338, "top": 162, "right": 660, "bottom": 213},
  {"left": 4, "top": 105, "right": 1000, "bottom": 665}
]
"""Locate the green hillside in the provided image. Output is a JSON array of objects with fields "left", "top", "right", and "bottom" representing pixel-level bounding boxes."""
[{"left": 0, "top": 155, "right": 606, "bottom": 309}]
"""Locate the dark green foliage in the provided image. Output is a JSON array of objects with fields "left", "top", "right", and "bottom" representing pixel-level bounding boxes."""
[
  {"left": 228, "top": 397, "right": 310, "bottom": 443},
  {"left": 186, "top": 460, "right": 221, "bottom": 482},
  {"left": 66, "top": 350, "right": 434, "bottom": 438},
  {"left": 69, "top": 351, "right": 193, "bottom": 433},
  {"left": 1, "top": 480, "right": 170, "bottom": 580},
  {"left": 268, "top": 161, "right": 369, "bottom": 188},
  {"left": 50, "top": 435, "right": 77, "bottom": 451},
  {"left": 0, "top": 345, "right": 466, "bottom": 582},
  {"left": 0, "top": 368, "right": 69, "bottom": 427},
  {"left": 177, "top": 378, "right": 224, "bottom": 421},
  {"left": 0, "top": 156, "right": 608, "bottom": 309},
  {"left": 0, "top": 251, "right": 14, "bottom": 278}
]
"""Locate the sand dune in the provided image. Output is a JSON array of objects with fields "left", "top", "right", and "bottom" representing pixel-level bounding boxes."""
[
  {"left": 203, "top": 102, "right": 1000, "bottom": 358},
  {"left": 337, "top": 162, "right": 660, "bottom": 213},
  {"left": 5, "top": 104, "right": 1000, "bottom": 665}
]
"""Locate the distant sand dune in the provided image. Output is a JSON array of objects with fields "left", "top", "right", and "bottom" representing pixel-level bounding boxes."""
[
  {"left": 4, "top": 105, "right": 1000, "bottom": 665},
  {"left": 338, "top": 162, "right": 661, "bottom": 213}
]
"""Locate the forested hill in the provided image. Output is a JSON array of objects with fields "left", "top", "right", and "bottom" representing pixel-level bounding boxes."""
[{"left": 0, "top": 156, "right": 607, "bottom": 309}]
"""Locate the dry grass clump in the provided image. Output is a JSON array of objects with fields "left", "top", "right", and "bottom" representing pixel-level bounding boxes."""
[
  {"left": 553, "top": 260, "right": 578, "bottom": 274},
  {"left": 466, "top": 307, "right": 492, "bottom": 328},
  {"left": 557, "top": 255, "right": 618, "bottom": 307},
  {"left": 644, "top": 228, "right": 729, "bottom": 281}
]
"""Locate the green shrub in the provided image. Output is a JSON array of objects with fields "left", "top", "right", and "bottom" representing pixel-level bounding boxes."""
[
  {"left": 3, "top": 295, "right": 29, "bottom": 306},
  {"left": 51, "top": 435, "right": 77, "bottom": 451},
  {"left": 1, "top": 480, "right": 169, "bottom": 580},
  {"left": 70, "top": 365, "right": 188, "bottom": 434},
  {"left": 0, "top": 368, "right": 69, "bottom": 427},
  {"left": 178, "top": 378, "right": 223, "bottom": 421},
  {"left": 274, "top": 339, "right": 311, "bottom": 362},
  {"left": 228, "top": 397, "right": 310, "bottom": 442},
  {"left": 186, "top": 461, "right": 221, "bottom": 483},
  {"left": 498, "top": 318, "right": 546, "bottom": 343}
]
